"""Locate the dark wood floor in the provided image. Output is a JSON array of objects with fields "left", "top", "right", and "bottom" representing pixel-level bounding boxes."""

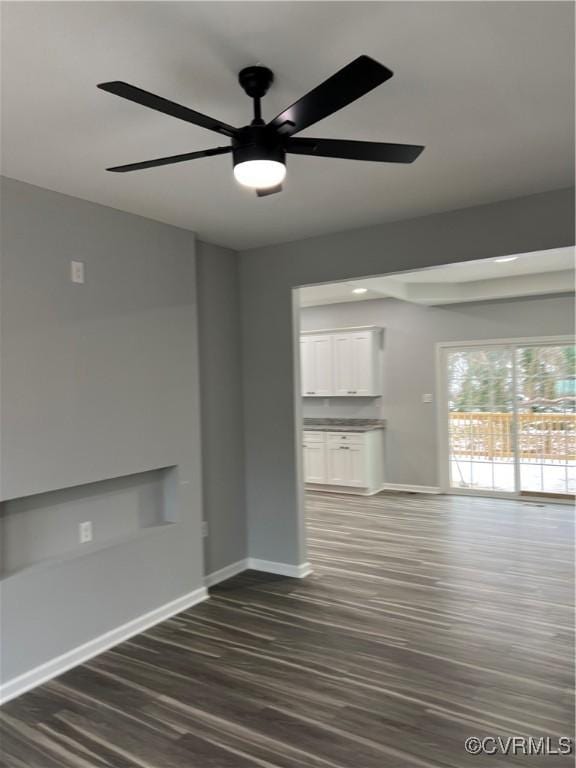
[{"left": 1, "top": 492, "right": 574, "bottom": 767}]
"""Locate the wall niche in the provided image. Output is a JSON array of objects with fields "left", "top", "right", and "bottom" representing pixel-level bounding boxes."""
[{"left": 0, "top": 467, "right": 179, "bottom": 579}]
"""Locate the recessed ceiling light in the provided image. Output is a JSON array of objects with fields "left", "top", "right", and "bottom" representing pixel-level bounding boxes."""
[
  {"left": 352, "top": 288, "right": 368, "bottom": 294},
  {"left": 494, "top": 256, "right": 519, "bottom": 263}
]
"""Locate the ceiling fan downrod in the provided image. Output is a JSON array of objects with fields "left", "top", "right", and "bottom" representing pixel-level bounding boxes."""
[{"left": 238, "top": 65, "right": 274, "bottom": 125}]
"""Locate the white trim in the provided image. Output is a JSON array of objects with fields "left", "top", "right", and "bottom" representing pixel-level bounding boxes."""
[
  {"left": 293, "top": 288, "right": 313, "bottom": 572},
  {"left": 307, "top": 482, "right": 440, "bottom": 496},
  {"left": 0, "top": 587, "right": 208, "bottom": 706},
  {"left": 306, "top": 483, "right": 384, "bottom": 496},
  {"left": 435, "top": 341, "right": 449, "bottom": 492},
  {"left": 1, "top": 554, "right": 315, "bottom": 705},
  {"left": 206, "top": 558, "right": 312, "bottom": 583},
  {"left": 248, "top": 558, "right": 313, "bottom": 579},
  {"left": 204, "top": 559, "right": 248, "bottom": 587},
  {"left": 378, "top": 483, "right": 441, "bottom": 495},
  {"left": 437, "top": 334, "right": 574, "bottom": 350},
  {"left": 301, "top": 325, "right": 382, "bottom": 335},
  {"left": 446, "top": 487, "right": 574, "bottom": 505}
]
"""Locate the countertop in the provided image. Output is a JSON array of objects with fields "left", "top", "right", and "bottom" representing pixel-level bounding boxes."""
[{"left": 303, "top": 418, "right": 386, "bottom": 433}]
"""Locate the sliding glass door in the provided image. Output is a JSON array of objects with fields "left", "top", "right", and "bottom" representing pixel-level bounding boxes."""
[{"left": 442, "top": 340, "right": 575, "bottom": 498}]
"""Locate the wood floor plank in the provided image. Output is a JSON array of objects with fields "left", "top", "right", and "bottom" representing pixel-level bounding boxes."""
[{"left": 1, "top": 492, "right": 574, "bottom": 766}]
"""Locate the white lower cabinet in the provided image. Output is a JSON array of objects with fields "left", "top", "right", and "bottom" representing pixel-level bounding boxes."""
[
  {"left": 303, "top": 430, "right": 384, "bottom": 494},
  {"left": 349, "top": 445, "right": 366, "bottom": 487},
  {"left": 326, "top": 433, "right": 365, "bottom": 487},
  {"left": 303, "top": 433, "right": 327, "bottom": 483}
]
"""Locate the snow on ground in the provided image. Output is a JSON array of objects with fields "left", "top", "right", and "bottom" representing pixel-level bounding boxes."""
[{"left": 450, "top": 458, "right": 575, "bottom": 494}]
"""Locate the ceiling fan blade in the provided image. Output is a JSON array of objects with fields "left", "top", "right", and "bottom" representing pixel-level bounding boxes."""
[
  {"left": 287, "top": 137, "right": 424, "bottom": 163},
  {"left": 106, "top": 146, "right": 231, "bottom": 173},
  {"left": 269, "top": 56, "right": 393, "bottom": 137},
  {"left": 256, "top": 184, "right": 283, "bottom": 197},
  {"left": 98, "top": 81, "right": 237, "bottom": 138}
]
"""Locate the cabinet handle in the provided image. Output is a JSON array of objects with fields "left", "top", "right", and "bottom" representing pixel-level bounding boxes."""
[
  {"left": 306, "top": 391, "right": 316, "bottom": 394},
  {"left": 348, "top": 390, "right": 357, "bottom": 394},
  {"left": 339, "top": 446, "right": 350, "bottom": 450}
]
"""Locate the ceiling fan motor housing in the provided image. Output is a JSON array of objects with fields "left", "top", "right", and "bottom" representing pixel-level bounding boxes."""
[
  {"left": 238, "top": 66, "right": 274, "bottom": 99},
  {"left": 232, "top": 124, "right": 286, "bottom": 168}
]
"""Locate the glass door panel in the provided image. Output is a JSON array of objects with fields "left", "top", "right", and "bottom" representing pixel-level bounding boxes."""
[
  {"left": 516, "top": 345, "right": 576, "bottom": 497},
  {"left": 446, "top": 347, "right": 515, "bottom": 493}
]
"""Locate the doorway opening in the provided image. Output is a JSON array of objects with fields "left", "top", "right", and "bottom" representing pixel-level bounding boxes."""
[{"left": 293, "top": 246, "right": 575, "bottom": 510}]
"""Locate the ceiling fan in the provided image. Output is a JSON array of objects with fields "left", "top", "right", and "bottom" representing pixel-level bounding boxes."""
[{"left": 98, "top": 55, "right": 424, "bottom": 196}]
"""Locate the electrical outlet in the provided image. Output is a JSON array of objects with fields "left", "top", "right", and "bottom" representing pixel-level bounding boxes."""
[
  {"left": 202, "top": 521, "right": 209, "bottom": 538},
  {"left": 70, "top": 260, "right": 85, "bottom": 284},
  {"left": 79, "top": 520, "right": 93, "bottom": 544}
]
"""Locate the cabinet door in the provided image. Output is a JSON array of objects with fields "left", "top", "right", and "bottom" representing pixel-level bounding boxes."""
[
  {"left": 351, "top": 333, "right": 374, "bottom": 395},
  {"left": 326, "top": 445, "right": 351, "bottom": 484},
  {"left": 348, "top": 445, "right": 366, "bottom": 486},
  {"left": 333, "top": 335, "right": 355, "bottom": 395},
  {"left": 311, "top": 335, "right": 333, "bottom": 395},
  {"left": 333, "top": 332, "right": 378, "bottom": 396},
  {"left": 301, "top": 335, "right": 333, "bottom": 396},
  {"left": 303, "top": 442, "right": 326, "bottom": 483},
  {"left": 300, "top": 337, "right": 315, "bottom": 395}
]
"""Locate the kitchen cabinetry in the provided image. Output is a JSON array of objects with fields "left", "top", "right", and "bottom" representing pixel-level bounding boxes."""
[
  {"left": 302, "top": 429, "right": 385, "bottom": 494},
  {"left": 303, "top": 431, "right": 327, "bottom": 483},
  {"left": 326, "top": 433, "right": 366, "bottom": 486},
  {"left": 301, "top": 327, "right": 382, "bottom": 397},
  {"left": 300, "top": 335, "right": 333, "bottom": 396}
]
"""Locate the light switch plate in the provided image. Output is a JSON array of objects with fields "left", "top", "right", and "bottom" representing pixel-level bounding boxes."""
[
  {"left": 79, "top": 521, "right": 93, "bottom": 544},
  {"left": 70, "top": 260, "right": 85, "bottom": 284}
]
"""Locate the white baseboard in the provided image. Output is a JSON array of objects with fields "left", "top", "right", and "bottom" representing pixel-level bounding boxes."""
[
  {"left": 307, "top": 483, "right": 382, "bottom": 497},
  {"left": 0, "top": 586, "right": 208, "bottom": 706},
  {"left": 204, "top": 559, "right": 248, "bottom": 587},
  {"left": 2, "top": 556, "right": 313, "bottom": 704},
  {"left": 248, "top": 558, "right": 313, "bottom": 579},
  {"left": 307, "top": 482, "right": 440, "bottom": 497},
  {"left": 379, "top": 483, "right": 441, "bottom": 495},
  {"left": 206, "top": 558, "right": 313, "bottom": 584}
]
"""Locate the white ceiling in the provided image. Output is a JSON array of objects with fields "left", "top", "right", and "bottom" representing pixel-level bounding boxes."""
[
  {"left": 1, "top": 2, "right": 574, "bottom": 250},
  {"left": 299, "top": 247, "right": 576, "bottom": 307}
]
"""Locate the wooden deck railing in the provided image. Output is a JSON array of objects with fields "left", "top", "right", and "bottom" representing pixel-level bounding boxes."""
[{"left": 449, "top": 412, "right": 576, "bottom": 461}]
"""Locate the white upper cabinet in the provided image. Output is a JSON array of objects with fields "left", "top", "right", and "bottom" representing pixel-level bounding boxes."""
[
  {"left": 300, "top": 334, "right": 333, "bottom": 396},
  {"left": 301, "top": 327, "right": 382, "bottom": 397},
  {"left": 333, "top": 331, "right": 380, "bottom": 396}
]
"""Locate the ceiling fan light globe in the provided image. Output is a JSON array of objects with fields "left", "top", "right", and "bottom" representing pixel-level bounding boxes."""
[{"left": 233, "top": 160, "right": 286, "bottom": 190}]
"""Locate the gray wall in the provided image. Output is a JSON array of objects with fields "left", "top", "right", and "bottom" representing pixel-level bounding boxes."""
[
  {"left": 196, "top": 241, "right": 246, "bottom": 574},
  {"left": 1, "top": 176, "right": 573, "bottom": 683},
  {"left": 301, "top": 295, "right": 575, "bottom": 487},
  {"left": 239, "top": 188, "right": 575, "bottom": 567},
  {"left": 0, "top": 177, "right": 203, "bottom": 683}
]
